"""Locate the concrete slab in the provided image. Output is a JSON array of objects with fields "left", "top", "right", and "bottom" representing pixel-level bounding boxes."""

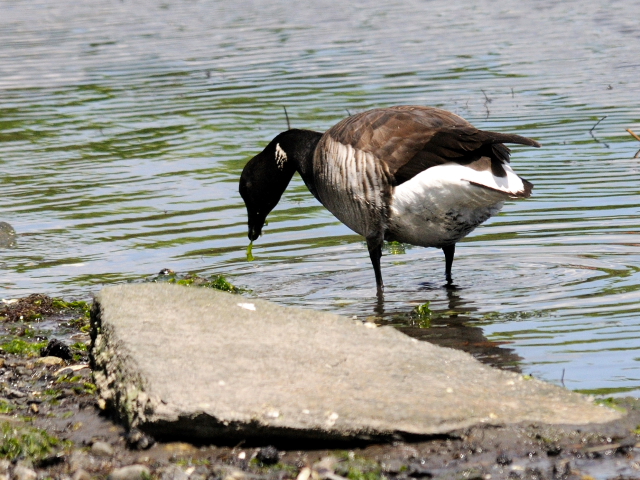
[{"left": 90, "top": 284, "right": 620, "bottom": 443}]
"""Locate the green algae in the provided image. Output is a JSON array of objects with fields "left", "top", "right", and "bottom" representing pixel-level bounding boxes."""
[
  {"left": 0, "top": 338, "right": 48, "bottom": 357},
  {"left": 0, "top": 421, "right": 69, "bottom": 462},
  {"left": 147, "top": 271, "right": 243, "bottom": 293},
  {"left": 0, "top": 400, "right": 15, "bottom": 414},
  {"left": 0, "top": 294, "right": 90, "bottom": 324},
  {"left": 385, "top": 241, "right": 406, "bottom": 255}
]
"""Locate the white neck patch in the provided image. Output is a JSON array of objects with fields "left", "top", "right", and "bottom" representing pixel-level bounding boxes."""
[{"left": 275, "top": 143, "right": 287, "bottom": 170}]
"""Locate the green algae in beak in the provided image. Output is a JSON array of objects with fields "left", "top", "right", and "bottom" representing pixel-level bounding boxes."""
[{"left": 247, "top": 241, "right": 254, "bottom": 262}]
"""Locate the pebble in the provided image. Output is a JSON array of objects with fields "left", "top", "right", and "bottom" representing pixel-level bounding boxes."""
[
  {"left": 55, "top": 364, "right": 89, "bottom": 376},
  {"left": 40, "top": 339, "right": 73, "bottom": 360},
  {"left": 125, "top": 429, "right": 154, "bottom": 450},
  {"left": 256, "top": 446, "right": 279, "bottom": 465},
  {"left": 108, "top": 465, "right": 150, "bottom": 480},
  {"left": 159, "top": 465, "right": 189, "bottom": 480},
  {"left": 7, "top": 389, "right": 27, "bottom": 398},
  {"left": 13, "top": 465, "right": 37, "bottom": 480},
  {"left": 69, "top": 450, "right": 96, "bottom": 473},
  {"left": 36, "top": 356, "right": 65, "bottom": 366},
  {"left": 221, "top": 468, "right": 246, "bottom": 480},
  {"left": 72, "top": 470, "right": 92, "bottom": 480},
  {"left": 91, "top": 441, "right": 115, "bottom": 457}
]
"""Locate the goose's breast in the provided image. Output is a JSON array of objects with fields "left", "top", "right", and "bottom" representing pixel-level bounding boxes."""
[
  {"left": 313, "top": 136, "right": 392, "bottom": 238},
  {"left": 388, "top": 162, "right": 522, "bottom": 247}
]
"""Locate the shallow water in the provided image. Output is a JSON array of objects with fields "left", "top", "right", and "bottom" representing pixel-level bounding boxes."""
[{"left": 2, "top": 0, "right": 640, "bottom": 396}]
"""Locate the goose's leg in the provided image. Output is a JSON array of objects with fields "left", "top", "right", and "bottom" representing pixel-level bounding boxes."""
[
  {"left": 366, "top": 237, "right": 384, "bottom": 294},
  {"left": 443, "top": 244, "right": 455, "bottom": 284}
]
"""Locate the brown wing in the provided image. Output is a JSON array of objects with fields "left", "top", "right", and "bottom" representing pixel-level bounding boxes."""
[{"left": 326, "top": 106, "right": 540, "bottom": 186}]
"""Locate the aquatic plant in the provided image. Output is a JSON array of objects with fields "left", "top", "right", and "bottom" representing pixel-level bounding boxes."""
[
  {"left": 0, "top": 422, "right": 67, "bottom": 462},
  {"left": 147, "top": 271, "right": 243, "bottom": 293}
]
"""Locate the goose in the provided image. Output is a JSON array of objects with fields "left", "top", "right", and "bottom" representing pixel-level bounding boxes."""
[{"left": 239, "top": 106, "right": 540, "bottom": 293}]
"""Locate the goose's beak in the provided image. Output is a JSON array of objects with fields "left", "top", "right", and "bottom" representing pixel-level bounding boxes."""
[
  {"left": 248, "top": 224, "right": 261, "bottom": 241},
  {"left": 247, "top": 210, "right": 265, "bottom": 241}
]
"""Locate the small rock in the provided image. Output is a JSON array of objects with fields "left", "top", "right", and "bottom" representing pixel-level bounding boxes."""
[
  {"left": 407, "top": 463, "right": 432, "bottom": 478},
  {"left": 108, "top": 465, "right": 150, "bottom": 480},
  {"left": 72, "top": 470, "right": 92, "bottom": 480},
  {"left": 29, "top": 403, "right": 39, "bottom": 414},
  {"left": 221, "top": 469, "right": 246, "bottom": 480},
  {"left": 0, "top": 221, "right": 16, "bottom": 248},
  {"left": 55, "top": 364, "right": 89, "bottom": 376},
  {"left": 7, "top": 389, "right": 27, "bottom": 399},
  {"left": 159, "top": 465, "right": 189, "bottom": 480},
  {"left": 381, "top": 460, "right": 405, "bottom": 474},
  {"left": 496, "top": 453, "right": 512, "bottom": 466},
  {"left": 125, "top": 429, "right": 155, "bottom": 450},
  {"left": 256, "top": 445, "right": 279, "bottom": 465},
  {"left": 69, "top": 450, "right": 96, "bottom": 473},
  {"left": 36, "top": 356, "right": 65, "bottom": 366},
  {"left": 58, "top": 388, "right": 75, "bottom": 398},
  {"left": 91, "top": 441, "right": 114, "bottom": 457},
  {"left": 40, "top": 339, "right": 73, "bottom": 360},
  {"left": 13, "top": 465, "right": 37, "bottom": 480}
]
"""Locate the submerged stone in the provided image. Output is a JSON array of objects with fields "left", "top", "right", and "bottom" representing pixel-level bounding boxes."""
[
  {"left": 90, "top": 284, "right": 621, "bottom": 443},
  {"left": 0, "top": 221, "right": 16, "bottom": 249}
]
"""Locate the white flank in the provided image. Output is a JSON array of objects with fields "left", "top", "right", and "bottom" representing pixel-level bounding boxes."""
[{"left": 389, "top": 162, "right": 525, "bottom": 247}]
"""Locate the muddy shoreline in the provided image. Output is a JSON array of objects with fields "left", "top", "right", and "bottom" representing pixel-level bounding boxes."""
[{"left": 2, "top": 294, "right": 640, "bottom": 480}]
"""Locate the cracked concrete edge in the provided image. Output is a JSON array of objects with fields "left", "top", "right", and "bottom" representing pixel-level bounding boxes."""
[
  {"left": 87, "top": 298, "right": 375, "bottom": 442},
  {"left": 90, "top": 301, "right": 166, "bottom": 430}
]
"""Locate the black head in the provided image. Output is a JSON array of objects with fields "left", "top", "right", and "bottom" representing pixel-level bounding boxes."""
[{"left": 239, "top": 129, "right": 320, "bottom": 241}]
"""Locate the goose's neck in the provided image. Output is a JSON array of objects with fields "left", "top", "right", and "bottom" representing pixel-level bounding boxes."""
[{"left": 278, "top": 129, "right": 322, "bottom": 185}]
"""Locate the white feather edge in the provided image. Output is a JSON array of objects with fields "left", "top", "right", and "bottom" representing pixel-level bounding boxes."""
[
  {"left": 395, "top": 161, "right": 527, "bottom": 201},
  {"left": 388, "top": 162, "right": 526, "bottom": 247}
]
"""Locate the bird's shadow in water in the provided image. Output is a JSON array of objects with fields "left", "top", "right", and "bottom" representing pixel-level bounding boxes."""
[{"left": 374, "top": 283, "right": 523, "bottom": 373}]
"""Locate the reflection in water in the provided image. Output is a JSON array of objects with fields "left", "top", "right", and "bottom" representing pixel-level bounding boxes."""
[{"left": 377, "top": 286, "right": 523, "bottom": 372}]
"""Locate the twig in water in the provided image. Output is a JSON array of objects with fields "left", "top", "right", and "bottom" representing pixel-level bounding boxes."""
[
  {"left": 511, "top": 87, "right": 514, "bottom": 98},
  {"left": 346, "top": 109, "right": 352, "bottom": 117},
  {"left": 481, "top": 89, "right": 492, "bottom": 119},
  {"left": 589, "top": 116, "right": 609, "bottom": 148},
  {"left": 561, "top": 368, "right": 565, "bottom": 388},
  {"left": 627, "top": 128, "right": 640, "bottom": 142},
  {"left": 626, "top": 129, "right": 640, "bottom": 158},
  {"left": 283, "top": 106, "right": 291, "bottom": 130}
]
